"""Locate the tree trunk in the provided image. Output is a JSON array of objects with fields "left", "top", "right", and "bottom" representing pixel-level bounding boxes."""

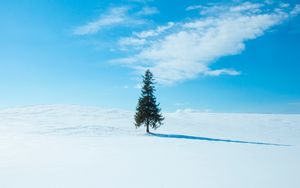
[{"left": 146, "top": 123, "right": 150, "bottom": 133}]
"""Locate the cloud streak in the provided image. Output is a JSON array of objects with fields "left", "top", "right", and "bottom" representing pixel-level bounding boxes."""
[
  {"left": 73, "top": 7, "right": 129, "bottom": 35},
  {"left": 73, "top": 6, "right": 150, "bottom": 35},
  {"left": 136, "top": 6, "right": 159, "bottom": 16},
  {"left": 112, "top": 2, "right": 300, "bottom": 84}
]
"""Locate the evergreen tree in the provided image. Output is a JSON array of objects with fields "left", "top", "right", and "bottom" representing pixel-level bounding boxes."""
[{"left": 134, "top": 70, "right": 164, "bottom": 133}]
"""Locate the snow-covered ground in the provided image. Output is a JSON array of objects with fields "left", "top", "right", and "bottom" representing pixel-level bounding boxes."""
[{"left": 0, "top": 105, "right": 299, "bottom": 188}]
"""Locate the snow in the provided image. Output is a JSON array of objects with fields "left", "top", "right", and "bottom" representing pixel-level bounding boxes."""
[{"left": 0, "top": 104, "right": 299, "bottom": 188}]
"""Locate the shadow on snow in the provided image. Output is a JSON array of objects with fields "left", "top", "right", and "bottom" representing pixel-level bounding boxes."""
[{"left": 148, "top": 132, "right": 290, "bottom": 146}]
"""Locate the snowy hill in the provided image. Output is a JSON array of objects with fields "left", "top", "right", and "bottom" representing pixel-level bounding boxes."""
[{"left": 0, "top": 105, "right": 299, "bottom": 188}]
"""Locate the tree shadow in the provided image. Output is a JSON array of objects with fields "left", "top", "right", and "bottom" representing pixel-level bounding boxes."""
[{"left": 148, "top": 132, "right": 290, "bottom": 146}]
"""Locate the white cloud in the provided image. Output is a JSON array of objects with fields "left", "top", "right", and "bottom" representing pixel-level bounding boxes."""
[
  {"left": 73, "top": 7, "right": 148, "bottom": 35},
  {"left": 205, "top": 69, "right": 241, "bottom": 76},
  {"left": 186, "top": 5, "right": 203, "bottom": 11},
  {"left": 229, "top": 2, "right": 263, "bottom": 13},
  {"left": 134, "top": 22, "right": 175, "bottom": 38},
  {"left": 280, "top": 3, "right": 290, "bottom": 8},
  {"left": 118, "top": 37, "right": 146, "bottom": 46},
  {"left": 291, "top": 4, "right": 300, "bottom": 16},
  {"left": 187, "top": 2, "right": 264, "bottom": 15},
  {"left": 73, "top": 7, "right": 129, "bottom": 35},
  {"left": 118, "top": 22, "right": 174, "bottom": 49},
  {"left": 136, "top": 6, "right": 159, "bottom": 15},
  {"left": 113, "top": 2, "right": 300, "bottom": 85}
]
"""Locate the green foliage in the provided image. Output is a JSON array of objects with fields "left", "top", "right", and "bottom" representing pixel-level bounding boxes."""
[{"left": 134, "top": 70, "right": 164, "bottom": 132}]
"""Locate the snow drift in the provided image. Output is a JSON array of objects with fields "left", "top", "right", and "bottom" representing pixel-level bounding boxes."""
[{"left": 0, "top": 105, "right": 299, "bottom": 188}]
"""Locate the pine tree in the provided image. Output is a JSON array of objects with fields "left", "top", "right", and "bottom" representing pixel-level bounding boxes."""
[{"left": 134, "top": 70, "right": 164, "bottom": 133}]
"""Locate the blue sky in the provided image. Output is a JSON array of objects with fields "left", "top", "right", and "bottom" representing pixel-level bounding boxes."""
[{"left": 0, "top": 0, "right": 300, "bottom": 113}]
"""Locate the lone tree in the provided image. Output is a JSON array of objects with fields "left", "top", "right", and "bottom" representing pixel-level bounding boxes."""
[{"left": 134, "top": 70, "right": 164, "bottom": 133}]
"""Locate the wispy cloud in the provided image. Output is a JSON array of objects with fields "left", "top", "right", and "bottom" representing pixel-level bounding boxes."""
[
  {"left": 118, "top": 37, "right": 146, "bottom": 47},
  {"left": 73, "top": 6, "right": 150, "bottom": 35},
  {"left": 133, "top": 22, "right": 175, "bottom": 38},
  {"left": 185, "top": 5, "right": 204, "bottom": 11},
  {"left": 113, "top": 2, "right": 300, "bottom": 84},
  {"left": 205, "top": 69, "right": 241, "bottom": 76},
  {"left": 73, "top": 7, "right": 129, "bottom": 35},
  {"left": 291, "top": 4, "right": 300, "bottom": 16},
  {"left": 118, "top": 22, "right": 174, "bottom": 48},
  {"left": 136, "top": 6, "right": 159, "bottom": 16},
  {"left": 186, "top": 2, "right": 263, "bottom": 14}
]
